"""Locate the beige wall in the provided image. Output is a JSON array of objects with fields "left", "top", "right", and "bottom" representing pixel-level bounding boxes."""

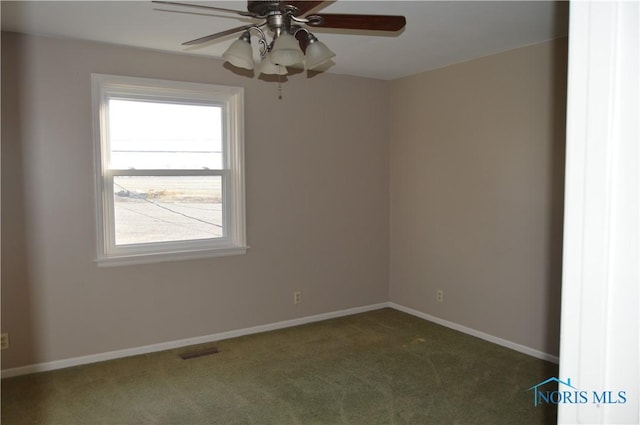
[
  {"left": 389, "top": 38, "right": 567, "bottom": 356},
  {"left": 2, "top": 31, "right": 568, "bottom": 370},
  {"left": 1, "top": 32, "right": 390, "bottom": 369}
]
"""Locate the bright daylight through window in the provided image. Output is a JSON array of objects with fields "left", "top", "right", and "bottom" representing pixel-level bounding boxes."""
[{"left": 92, "top": 75, "right": 246, "bottom": 266}]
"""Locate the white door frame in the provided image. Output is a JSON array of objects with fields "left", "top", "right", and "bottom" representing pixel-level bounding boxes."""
[{"left": 558, "top": 1, "right": 638, "bottom": 424}]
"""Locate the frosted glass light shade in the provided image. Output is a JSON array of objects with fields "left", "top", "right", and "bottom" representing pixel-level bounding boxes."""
[
  {"left": 222, "top": 36, "right": 254, "bottom": 70},
  {"left": 258, "top": 53, "right": 287, "bottom": 76},
  {"left": 305, "top": 39, "right": 335, "bottom": 69},
  {"left": 270, "top": 32, "right": 304, "bottom": 66}
]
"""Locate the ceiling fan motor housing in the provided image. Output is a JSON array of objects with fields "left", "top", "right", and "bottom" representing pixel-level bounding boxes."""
[{"left": 247, "top": 1, "right": 292, "bottom": 16}]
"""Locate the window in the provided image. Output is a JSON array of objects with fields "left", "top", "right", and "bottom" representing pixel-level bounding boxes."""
[{"left": 92, "top": 74, "right": 246, "bottom": 266}]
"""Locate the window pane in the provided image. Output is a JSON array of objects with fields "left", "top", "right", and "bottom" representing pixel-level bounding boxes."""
[
  {"left": 113, "top": 176, "right": 223, "bottom": 245},
  {"left": 109, "top": 99, "right": 223, "bottom": 170}
]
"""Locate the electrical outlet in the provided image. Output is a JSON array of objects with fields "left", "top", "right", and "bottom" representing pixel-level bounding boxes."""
[
  {"left": 1, "top": 333, "right": 8, "bottom": 350},
  {"left": 294, "top": 291, "right": 302, "bottom": 304},
  {"left": 436, "top": 290, "right": 444, "bottom": 303}
]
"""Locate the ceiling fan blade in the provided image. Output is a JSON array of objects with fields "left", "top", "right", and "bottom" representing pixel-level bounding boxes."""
[
  {"left": 307, "top": 13, "right": 406, "bottom": 32},
  {"left": 285, "top": 1, "right": 326, "bottom": 16},
  {"left": 152, "top": 1, "right": 253, "bottom": 17},
  {"left": 182, "top": 25, "right": 252, "bottom": 46}
]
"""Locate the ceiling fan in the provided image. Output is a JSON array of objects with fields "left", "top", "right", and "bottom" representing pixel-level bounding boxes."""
[{"left": 153, "top": 1, "right": 406, "bottom": 76}]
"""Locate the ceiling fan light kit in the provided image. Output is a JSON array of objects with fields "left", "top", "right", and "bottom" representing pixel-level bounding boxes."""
[
  {"left": 258, "top": 52, "right": 288, "bottom": 76},
  {"left": 154, "top": 0, "right": 405, "bottom": 77},
  {"left": 269, "top": 32, "right": 305, "bottom": 67},
  {"left": 304, "top": 33, "right": 336, "bottom": 69},
  {"left": 221, "top": 31, "right": 254, "bottom": 70}
]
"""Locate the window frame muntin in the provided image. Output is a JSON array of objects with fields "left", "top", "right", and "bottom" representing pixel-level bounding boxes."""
[{"left": 92, "top": 74, "right": 246, "bottom": 266}]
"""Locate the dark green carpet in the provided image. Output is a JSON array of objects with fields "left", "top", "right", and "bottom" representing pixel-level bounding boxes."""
[{"left": 1, "top": 308, "right": 557, "bottom": 424}]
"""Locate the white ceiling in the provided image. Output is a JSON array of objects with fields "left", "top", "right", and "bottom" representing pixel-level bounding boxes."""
[{"left": 1, "top": 1, "right": 568, "bottom": 80}]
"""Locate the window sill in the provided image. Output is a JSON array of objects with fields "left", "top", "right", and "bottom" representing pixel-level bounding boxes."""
[{"left": 95, "top": 246, "right": 248, "bottom": 267}]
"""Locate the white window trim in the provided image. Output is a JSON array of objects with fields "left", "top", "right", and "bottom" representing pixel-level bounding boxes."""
[{"left": 91, "top": 74, "right": 247, "bottom": 266}]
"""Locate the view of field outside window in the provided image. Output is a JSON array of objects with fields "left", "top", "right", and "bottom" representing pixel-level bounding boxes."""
[{"left": 108, "top": 99, "right": 224, "bottom": 245}]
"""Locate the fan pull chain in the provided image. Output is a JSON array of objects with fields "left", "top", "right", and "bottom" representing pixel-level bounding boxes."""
[{"left": 278, "top": 73, "right": 283, "bottom": 100}]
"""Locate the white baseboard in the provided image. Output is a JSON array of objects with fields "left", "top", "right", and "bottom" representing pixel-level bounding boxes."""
[
  {"left": 1, "top": 303, "right": 388, "bottom": 378},
  {"left": 389, "top": 302, "right": 559, "bottom": 364},
  {"left": 2, "top": 301, "right": 558, "bottom": 378}
]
